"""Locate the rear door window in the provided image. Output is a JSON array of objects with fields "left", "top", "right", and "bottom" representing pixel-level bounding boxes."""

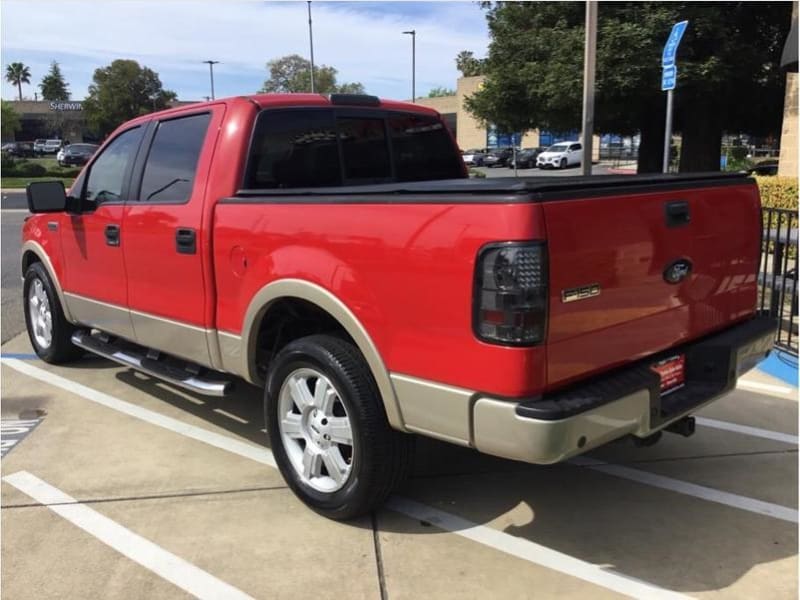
[{"left": 139, "top": 113, "right": 211, "bottom": 203}]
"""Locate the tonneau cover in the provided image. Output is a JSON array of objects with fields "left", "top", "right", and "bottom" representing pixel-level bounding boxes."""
[{"left": 234, "top": 172, "right": 752, "bottom": 200}]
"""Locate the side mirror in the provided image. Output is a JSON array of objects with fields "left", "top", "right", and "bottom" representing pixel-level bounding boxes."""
[{"left": 26, "top": 181, "right": 66, "bottom": 213}]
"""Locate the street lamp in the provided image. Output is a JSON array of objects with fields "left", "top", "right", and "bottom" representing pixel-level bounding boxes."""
[
  {"left": 203, "top": 60, "right": 219, "bottom": 100},
  {"left": 308, "top": 1, "right": 316, "bottom": 93},
  {"left": 402, "top": 30, "right": 416, "bottom": 102}
]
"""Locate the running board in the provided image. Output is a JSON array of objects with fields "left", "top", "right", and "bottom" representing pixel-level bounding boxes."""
[{"left": 71, "top": 331, "right": 233, "bottom": 397}]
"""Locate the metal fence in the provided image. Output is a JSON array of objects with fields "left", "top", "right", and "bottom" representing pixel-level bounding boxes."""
[{"left": 759, "top": 207, "right": 798, "bottom": 354}]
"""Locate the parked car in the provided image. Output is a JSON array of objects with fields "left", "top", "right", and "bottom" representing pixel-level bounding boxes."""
[
  {"left": 42, "top": 139, "right": 64, "bottom": 155},
  {"left": 23, "top": 93, "right": 775, "bottom": 520},
  {"left": 461, "top": 148, "right": 486, "bottom": 167},
  {"left": 33, "top": 139, "right": 47, "bottom": 155},
  {"left": 509, "top": 147, "right": 545, "bottom": 169},
  {"left": 483, "top": 146, "right": 515, "bottom": 167},
  {"left": 58, "top": 143, "right": 98, "bottom": 167},
  {"left": 537, "top": 142, "right": 582, "bottom": 169},
  {"left": 1, "top": 141, "right": 35, "bottom": 158},
  {"left": 747, "top": 160, "right": 779, "bottom": 176}
]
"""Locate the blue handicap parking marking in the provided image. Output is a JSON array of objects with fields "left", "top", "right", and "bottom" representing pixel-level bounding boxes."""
[{"left": 757, "top": 351, "right": 799, "bottom": 388}]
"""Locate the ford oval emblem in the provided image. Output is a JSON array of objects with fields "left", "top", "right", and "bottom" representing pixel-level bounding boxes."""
[{"left": 663, "top": 258, "right": 692, "bottom": 284}]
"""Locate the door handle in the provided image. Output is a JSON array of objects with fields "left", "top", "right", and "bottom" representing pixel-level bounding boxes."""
[
  {"left": 175, "top": 228, "right": 197, "bottom": 255},
  {"left": 105, "top": 224, "right": 120, "bottom": 246},
  {"left": 664, "top": 200, "right": 690, "bottom": 228}
]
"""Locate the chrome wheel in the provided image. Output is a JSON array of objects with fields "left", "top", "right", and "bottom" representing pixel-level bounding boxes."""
[
  {"left": 278, "top": 368, "right": 354, "bottom": 493},
  {"left": 28, "top": 278, "right": 53, "bottom": 349}
]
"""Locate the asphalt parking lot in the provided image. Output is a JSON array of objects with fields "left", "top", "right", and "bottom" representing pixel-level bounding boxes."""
[{"left": 1, "top": 328, "right": 797, "bottom": 599}]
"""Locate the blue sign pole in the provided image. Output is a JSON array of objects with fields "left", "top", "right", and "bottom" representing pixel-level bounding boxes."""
[{"left": 662, "top": 20, "right": 688, "bottom": 173}]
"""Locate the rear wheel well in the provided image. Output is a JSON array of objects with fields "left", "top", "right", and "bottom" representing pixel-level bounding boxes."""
[
  {"left": 253, "top": 298, "right": 355, "bottom": 381},
  {"left": 22, "top": 250, "right": 41, "bottom": 276}
]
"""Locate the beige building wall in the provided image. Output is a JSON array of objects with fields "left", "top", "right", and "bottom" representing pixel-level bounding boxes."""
[
  {"left": 455, "top": 76, "right": 487, "bottom": 150},
  {"left": 413, "top": 95, "right": 458, "bottom": 115},
  {"left": 778, "top": 72, "right": 798, "bottom": 176}
]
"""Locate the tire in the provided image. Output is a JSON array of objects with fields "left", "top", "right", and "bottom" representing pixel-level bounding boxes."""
[
  {"left": 560, "top": 158, "right": 567, "bottom": 169},
  {"left": 264, "top": 334, "right": 414, "bottom": 520},
  {"left": 23, "top": 262, "right": 83, "bottom": 363}
]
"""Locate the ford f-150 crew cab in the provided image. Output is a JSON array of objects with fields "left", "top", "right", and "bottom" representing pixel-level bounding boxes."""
[{"left": 22, "top": 93, "right": 776, "bottom": 519}]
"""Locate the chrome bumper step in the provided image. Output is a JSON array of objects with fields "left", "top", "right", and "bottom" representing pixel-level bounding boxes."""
[{"left": 71, "top": 331, "right": 233, "bottom": 397}]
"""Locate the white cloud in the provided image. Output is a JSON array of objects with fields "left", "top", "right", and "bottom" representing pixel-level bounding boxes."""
[{"left": 1, "top": 0, "right": 488, "bottom": 100}]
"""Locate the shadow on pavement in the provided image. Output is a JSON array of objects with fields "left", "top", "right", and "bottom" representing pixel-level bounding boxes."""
[{"left": 99, "top": 359, "right": 798, "bottom": 595}]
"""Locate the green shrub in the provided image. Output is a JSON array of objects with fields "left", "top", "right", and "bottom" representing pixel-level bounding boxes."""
[
  {"left": 469, "top": 168, "right": 486, "bottom": 178},
  {"left": 47, "top": 167, "right": 81, "bottom": 178},
  {"left": 727, "top": 146, "right": 749, "bottom": 161},
  {"left": 1, "top": 152, "right": 16, "bottom": 171},
  {"left": 14, "top": 162, "right": 47, "bottom": 177},
  {"left": 756, "top": 176, "right": 798, "bottom": 210}
]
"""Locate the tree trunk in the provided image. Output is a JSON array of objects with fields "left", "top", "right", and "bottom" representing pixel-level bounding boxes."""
[
  {"left": 637, "top": 109, "right": 666, "bottom": 173},
  {"left": 679, "top": 101, "right": 723, "bottom": 172},
  {"left": 17, "top": 82, "right": 22, "bottom": 101}
]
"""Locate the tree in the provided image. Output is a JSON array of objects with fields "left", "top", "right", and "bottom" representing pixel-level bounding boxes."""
[
  {"left": 427, "top": 86, "right": 456, "bottom": 98},
  {"left": 5, "top": 62, "right": 31, "bottom": 101},
  {"left": 39, "top": 61, "right": 70, "bottom": 101},
  {"left": 464, "top": 2, "right": 791, "bottom": 172},
  {"left": 455, "top": 51, "right": 485, "bottom": 77},
  {"left": 260, "top": 54, "right": 365, "bottom": 94},
  {"left": 1, "top": 100, "right": 21, "bottom": 138},
  {"left": 83, "top": 59, "right": 177, "bottom": 137}
]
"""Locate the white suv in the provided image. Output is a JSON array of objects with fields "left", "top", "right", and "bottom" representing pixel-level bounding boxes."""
[
  {"left": 536, "top": 142, "right": 582, "bottom": 169},
  {"left": 43, "top": 139, "right": 63, "bottom": 154}
]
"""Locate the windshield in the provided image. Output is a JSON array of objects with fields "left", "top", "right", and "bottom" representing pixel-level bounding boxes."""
[{"left": 546, "top": 144, "right": 570, "bottom": 153}]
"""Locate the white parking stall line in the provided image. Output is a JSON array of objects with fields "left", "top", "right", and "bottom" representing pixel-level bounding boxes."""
[
  {"left": 695, "top": 417, "right": 798, "bottom": 445},
  {"left": 570, "top": 456, "right": 798, "bottom": 523},
  {"left": 213, "top": 408, "right": 250, "bottom": 424},
  {"left": 3, "top": 471, "right": 254, "bottom": 600},
  {"left": 737, "top": 379, "right": 794, "bottom": 396},
  {"left": 0, "top": 358, "right": 276, "bottom": 468},
  {"left": 0, "top": 357, "right": 789, "bottom": 598},
  {"left": 387, "top": 497, "right": 689, "bottom": 600}
]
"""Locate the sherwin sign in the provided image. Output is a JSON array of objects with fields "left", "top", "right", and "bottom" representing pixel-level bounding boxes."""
[{"left": 49, "top": 101, "right": 83, "bottom": 111}]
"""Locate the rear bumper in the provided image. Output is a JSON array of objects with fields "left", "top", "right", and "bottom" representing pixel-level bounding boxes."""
[{"left": 472, "top": 315, "right": 776, "bottom": 464}]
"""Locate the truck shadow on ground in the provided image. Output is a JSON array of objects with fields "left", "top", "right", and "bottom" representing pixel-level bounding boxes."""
[{"left": 108, "top": 362, "right": 797, "bottom": 595}]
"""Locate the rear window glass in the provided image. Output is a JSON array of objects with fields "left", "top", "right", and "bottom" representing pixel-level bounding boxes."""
[
  {"left": 245, "top": 110, "right": 341, "bottom": 189},
  {"left": 243, "top": 108, "right": 463, "bottom": 189},
  {"left": 388, "top": 114, "right": 465, "bottom": 182},
  {"left": 337, "top": 117, "right": 391, "bottom": 181}
]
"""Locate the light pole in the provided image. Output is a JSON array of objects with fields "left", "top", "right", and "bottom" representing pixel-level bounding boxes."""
[
  {"left": 403, "top": 30, "right": 416, "bottom": 102},
  {"left": 580, "top": 1, "right": 597, "bottom": 176},
  {"left": 203, "top": 60, "right": 219, "bottom": 100},
  {"left": 308, "top": 1, "right": 316, "bottom": 93}
]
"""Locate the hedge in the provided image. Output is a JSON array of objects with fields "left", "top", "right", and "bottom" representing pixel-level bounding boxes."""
[{"left": 756, "top": 176, "right": 798, "bottom": 210}]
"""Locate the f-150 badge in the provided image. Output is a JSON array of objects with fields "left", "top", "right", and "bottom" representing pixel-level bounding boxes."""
[{"left": 562, "top": 283, "right": 600, "bottom": 303}]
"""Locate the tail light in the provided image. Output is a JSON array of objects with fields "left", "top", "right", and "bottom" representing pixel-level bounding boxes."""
[{"left": 474, "top": 242, "right": 548, "bottom": 346}]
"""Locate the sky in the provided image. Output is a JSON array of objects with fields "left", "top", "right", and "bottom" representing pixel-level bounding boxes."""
[{"left": 0, "top": 0, "right": 490, "bottom": 102}]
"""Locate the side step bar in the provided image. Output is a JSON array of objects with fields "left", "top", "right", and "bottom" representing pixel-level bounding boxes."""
[{"left": 71, "top": 331, "right": 233, "bottom": 397}]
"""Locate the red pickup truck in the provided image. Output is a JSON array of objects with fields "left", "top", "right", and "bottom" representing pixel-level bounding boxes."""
[{"left": 23, "top": 93, "right": 775, "bottom": 519}]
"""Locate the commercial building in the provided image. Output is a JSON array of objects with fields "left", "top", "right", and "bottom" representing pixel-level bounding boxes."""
[
  {"left": 414, "top": 75, "right": 603, "bottom": 158},
  {"left": 2, "top": 100, "right": 197, "bottom": 143}
]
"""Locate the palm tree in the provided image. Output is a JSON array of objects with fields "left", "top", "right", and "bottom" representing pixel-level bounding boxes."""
[{"left": 5, "top": 62, "right": 32, "bottom": 101}]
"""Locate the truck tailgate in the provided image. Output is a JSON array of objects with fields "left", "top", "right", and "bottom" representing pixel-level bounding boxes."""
[{"left": 543, "top": 180, "right": 761, "bottom": 390}]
